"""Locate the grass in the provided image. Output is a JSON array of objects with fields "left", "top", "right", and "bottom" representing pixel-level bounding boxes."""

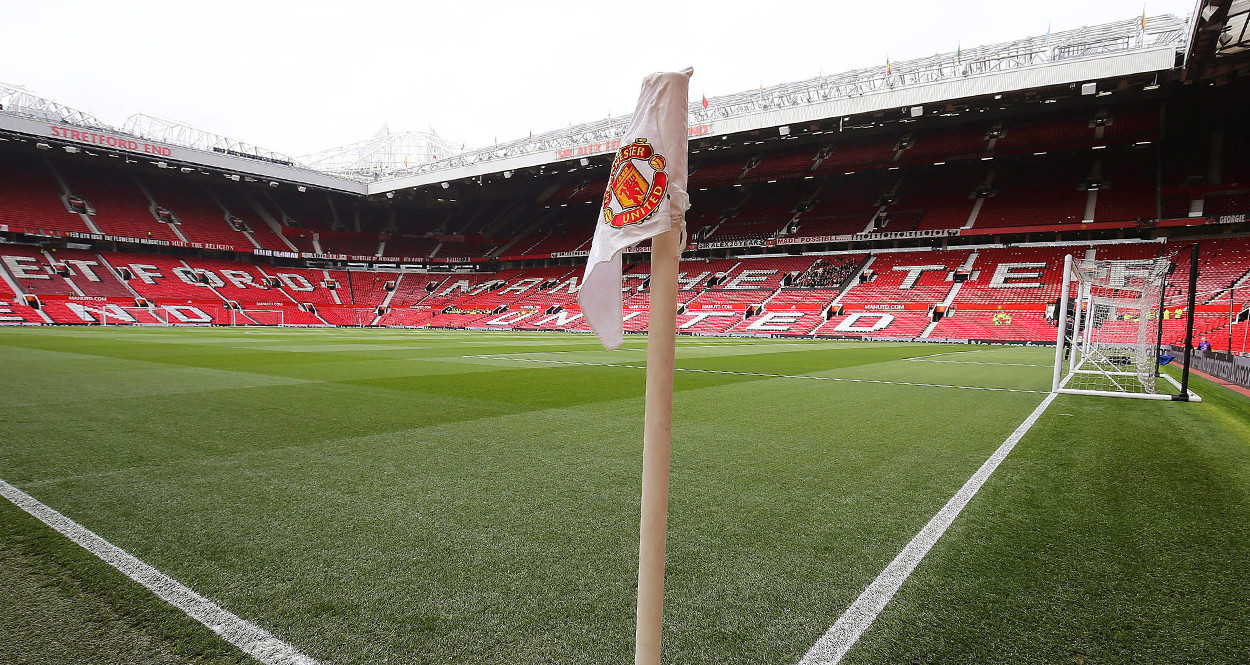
[{"left": 0, "top": 327, "right": 1246, "bottom": 664}]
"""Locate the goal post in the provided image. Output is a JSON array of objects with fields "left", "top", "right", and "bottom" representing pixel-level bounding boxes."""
[{"left": 1053, "top": 250, "right": 1200, "bottom": 402}]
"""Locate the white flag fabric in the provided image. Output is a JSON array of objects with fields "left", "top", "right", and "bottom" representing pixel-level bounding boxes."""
[{"left": 579, "top": 68, "right": 692, "bottom": 351}]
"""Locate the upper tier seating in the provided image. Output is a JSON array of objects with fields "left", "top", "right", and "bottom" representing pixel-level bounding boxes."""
[
  {"left": 690, "top": 155, "right": 750, "bottom": 186},
  {"left": 321, "top": 236, "right": 381, "bottom": 257},
  {"left": 383, "top": 236, "right": 439, "bottom": 259},
  {"left": 897, "top": 166, "right": 983, "bottom": 231},
  {"left": 1092, "top": 153, "right": 1157, "bottom": 223},
  {"left": 812, "top": 135, "right": 899, "bottom": 173},
  {"left": 0, "top": 154, "right": 90, "bottom": 233},
  {"left": 213, "top": 188, "right": 292, "bottom": 251},
  {"left": 904, "top": 125, "right": 989, "bottom": 163},
  {"left": 60, "top": 163, "right": 182, "bottom": 242},
  {"left": 145, "top": 178, "right": 255, "bottom": 250},
  {"left": 747, "top": 147, "right": 820, "bottom": 179},
  {"left": 992, "top": 112, "right": 1095, "bottom": 152},
  {"left": 788, "top": 171, "right": 896, "bottom": 238},
  {"left": 973, "top": 155, "right": 1090, "bottom": 228}
]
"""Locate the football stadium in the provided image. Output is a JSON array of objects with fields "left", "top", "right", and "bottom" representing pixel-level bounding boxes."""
[{"left": 2, "top": 2, "right": 1250, "bottom": 664}]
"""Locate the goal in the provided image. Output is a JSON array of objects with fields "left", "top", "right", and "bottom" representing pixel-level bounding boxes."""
[
  {"left": 1051, "top": 252, "right": 1199, "bottom": 401},
  {"left": 233, "top": 309, "right": 285, "bottom": 326}
]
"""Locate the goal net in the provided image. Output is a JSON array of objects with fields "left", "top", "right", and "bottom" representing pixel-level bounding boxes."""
[{"left": 1052, "top": 254, "right": 1198, "bottom": 401}]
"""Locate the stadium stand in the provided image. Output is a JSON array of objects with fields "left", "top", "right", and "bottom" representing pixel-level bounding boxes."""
[
  {"left": 837, "top": 250, "right": 971, "bottom": 308},
  {"left": 213, "top": 188, "right": 293, "bottom": 251},
  {"left": 59, "top": 163, "right": 183, "bottom": 242},
  {"left": 972, "top": 154, "right": 1090, "bottom": 228},
  {"left": 2, "top": 10, "right": 1248, "bottom": 360},
  {"left": 0, "top": 153, "right": 91, "bottom": 233},
  {"left": 144, "top": 178, "right": 255, "bottom": 250}
]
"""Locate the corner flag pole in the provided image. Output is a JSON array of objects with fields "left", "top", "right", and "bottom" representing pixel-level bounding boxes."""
[
  {"left": 635, "top": 222, "right": 682, "bottom": 665},
  {"left": 576, "top": 68, "right": 691, "bottom": 665}
]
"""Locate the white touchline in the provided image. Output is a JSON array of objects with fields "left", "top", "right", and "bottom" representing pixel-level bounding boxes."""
[
  {"left": 0, "top": 479, "right": 317, "bottom": 665},
  {"left": 797, "top": 391, "right": 1058, "bottom": 665}
]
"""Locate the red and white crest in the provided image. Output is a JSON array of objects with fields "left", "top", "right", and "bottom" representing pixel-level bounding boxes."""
[{"left": 602, "top": 138, "right": 669, "bottom": 229}]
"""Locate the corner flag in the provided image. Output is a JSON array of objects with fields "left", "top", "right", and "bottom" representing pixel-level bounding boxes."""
[{"left": 579, "top": 68, "right": 692, "bottom": 350}]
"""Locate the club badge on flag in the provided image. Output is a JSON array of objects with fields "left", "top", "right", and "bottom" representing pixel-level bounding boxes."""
[{"left": 579, "top": 68, "right": 692, "bottom": 350}]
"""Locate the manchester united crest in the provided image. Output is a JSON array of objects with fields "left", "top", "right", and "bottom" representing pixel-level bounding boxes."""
[{"left": 602, "top": 138, "right": 669, "bottom": 229}]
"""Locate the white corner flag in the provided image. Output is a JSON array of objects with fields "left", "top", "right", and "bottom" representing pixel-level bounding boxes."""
[{"left": 579, "top": 68, "right": 693, "bottom": 350}]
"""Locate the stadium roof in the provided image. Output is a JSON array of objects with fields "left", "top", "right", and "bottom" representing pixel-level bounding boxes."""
[
  {"left": 0, "top": 11, "right": 1217, "bottom": 196},
  {"left": 0, "top": 82, "right": 108, "bottom": 131},
  {"left": 369, "top": 13, "right": 1192, "bottom": 193},
  {"left": 299, "top": 127, "right": 465, "bottom": 181}
]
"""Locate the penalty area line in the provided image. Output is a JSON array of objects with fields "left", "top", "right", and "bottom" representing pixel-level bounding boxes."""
[
  {"left": 0, "top": 478, "right": 317, "bottom": 665},
  {"left": 463, "top": 354, "right": 1049, "bottom": 394},
  {"left": 797, "top": 390, "right": 1058, "bottom": 665}
]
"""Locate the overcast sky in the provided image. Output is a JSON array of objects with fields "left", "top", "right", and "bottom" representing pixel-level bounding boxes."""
[{"left": 0, "top": 1, "right": 1197, "bottom": 158}]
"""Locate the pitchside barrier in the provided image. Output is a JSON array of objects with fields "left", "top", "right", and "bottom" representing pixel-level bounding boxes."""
[{"left": 1176, "top": 347, "right": 1250, "bottom": 389}]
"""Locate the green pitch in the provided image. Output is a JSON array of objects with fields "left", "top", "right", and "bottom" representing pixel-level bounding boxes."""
[{"left": 0, "top": 327, "right": 1247, "bottom": 665}]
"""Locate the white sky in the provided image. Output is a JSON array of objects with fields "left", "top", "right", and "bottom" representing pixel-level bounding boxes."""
[{"left": 0, "top": 1, "right": 1196, "bottom": 158}]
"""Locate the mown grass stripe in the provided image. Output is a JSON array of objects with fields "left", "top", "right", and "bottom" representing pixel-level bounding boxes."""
[{"left": 464, "top": 355, "right": 1050, "bottom": 393}]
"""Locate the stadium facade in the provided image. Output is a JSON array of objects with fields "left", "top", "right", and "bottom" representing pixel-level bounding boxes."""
[{"left": 1, "top": 2, "right": 1248, "bottom": 351}]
